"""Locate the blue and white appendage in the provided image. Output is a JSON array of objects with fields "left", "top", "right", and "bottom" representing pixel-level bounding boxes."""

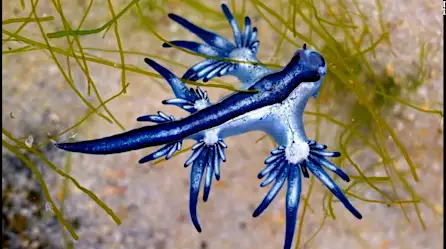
[
  {"left": 254, "top": 141, "right": 362, "bottom": 249},
  {"left": 139, "top": 58, "right": 228, "bottom": 232},
  {"left": 163, "top": 4, "right": 272, "bottom": 87}
]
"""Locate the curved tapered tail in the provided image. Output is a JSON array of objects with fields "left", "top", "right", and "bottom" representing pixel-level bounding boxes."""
[
  {"left": 55, "top": 86, "right": 250, "bottom": 155},
  {"left": 56, "top": 59, "right": 200, "bottom": 156},
  {"left": 55, "top": 124, "right": 183, "bottom": 155}
]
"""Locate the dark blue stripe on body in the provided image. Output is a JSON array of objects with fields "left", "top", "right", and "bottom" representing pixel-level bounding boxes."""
[{"left": 56, "top": 56, "right": 320, "bottom": 155}]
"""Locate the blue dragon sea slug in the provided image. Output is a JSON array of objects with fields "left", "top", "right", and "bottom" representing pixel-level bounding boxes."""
[{"left": 56, "top": 4, "right": 362, "bottom": 249}]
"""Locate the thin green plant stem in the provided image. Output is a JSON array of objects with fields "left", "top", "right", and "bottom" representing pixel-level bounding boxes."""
[
  {"left": 2, "top": 16, "right": 54, "bottom": 25},
  {"left": 374, "top": 91, "right": 443, "bottom": 117},
  {"left": 60, "top": 153, "right": 74, "bottom": 249},
  {"left": 250, "top": 0, "right": 315, "bottom": 49},
  {"left": 2, "top": 128, "right": 122, "bottom": 226},
  {"left": 2, "top": 0, "right": 41, "bottom": 45},
  {"left": 327, "top": 64, "right": 420, "bottom": 184},
  {"left": 338, "top": 124, "right": 394, "bottom": 202},
  {"left": 52, "top": 0, "right": 93, "bottom": 94},
  {"left": 66, "top": 0, "right": 94, "bottom": 93},
  {"left": 153, "top": 144, "right": 194, "bottom": 165},
  {"left": 11, "top": 1, "right": 114, "bottom": 124},
  {"left": 106, "top": 0, "right": 127, "bottom": 93},
  {"left": 36, "top": 83, "right": 130, "bottom": 149},
  {"left": 83, "top": 47, "right": 190, "bottom": 69},
  {"left": 3, "top": 29, "right": 254, "bottom": 93},
  {"left": 304, "top": 111, "right": 380, "bottom": 153},
  {"left": 182, "top": 0, "right": 223, "bottom": 18},
  {"left": 2, "top": 45, "right": 35, "bottom": 54},
  {"left": 49, "top": 0, "right": 125, "bottom": 130},
  {"left": 344, "top": 123, "right": 413, "bottom": 224},
  {"left": 345, "top": 192, "right": 420, "bottom": 205},
  {"left": 270, "top": 1, "right": 289, "bottom": 62},
  {"left": 42, "top": 2, "right": 281, "bottom": 70},
  {"left": 302, "top": 213, "right": 328, "bottom": 247},
  {"left": 46, "top": 0, "right": 140, "bottom": 38},
  {"left": 2, "top": 140, "right": 79, "bottom": 240}
]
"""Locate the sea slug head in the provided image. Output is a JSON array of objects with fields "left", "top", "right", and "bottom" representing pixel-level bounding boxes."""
[{"left": 285, "top": 44, "right": 327, "bottom": 99}]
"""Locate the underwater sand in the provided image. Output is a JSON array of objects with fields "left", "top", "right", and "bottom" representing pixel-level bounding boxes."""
[{"left": 2, "top": 0, "right": 443, "bottom": 248}]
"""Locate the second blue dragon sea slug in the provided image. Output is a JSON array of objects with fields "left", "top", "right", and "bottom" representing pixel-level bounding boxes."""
[{"left": 56, "top": 4, "right": 362, "bottom": 249}]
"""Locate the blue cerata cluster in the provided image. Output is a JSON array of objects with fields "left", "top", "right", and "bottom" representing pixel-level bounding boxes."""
[{"left": 56, "top": 4, "right": 362, "bottom": 249}]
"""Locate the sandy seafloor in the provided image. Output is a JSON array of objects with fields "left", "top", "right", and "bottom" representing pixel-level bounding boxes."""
[{"left": 2, "top": 0, "right": 443, "bottom": 249}]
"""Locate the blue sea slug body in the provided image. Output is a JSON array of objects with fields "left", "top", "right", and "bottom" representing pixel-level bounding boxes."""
[{"left": 55, "top": 4, "right": 362, "bottom": 249}]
